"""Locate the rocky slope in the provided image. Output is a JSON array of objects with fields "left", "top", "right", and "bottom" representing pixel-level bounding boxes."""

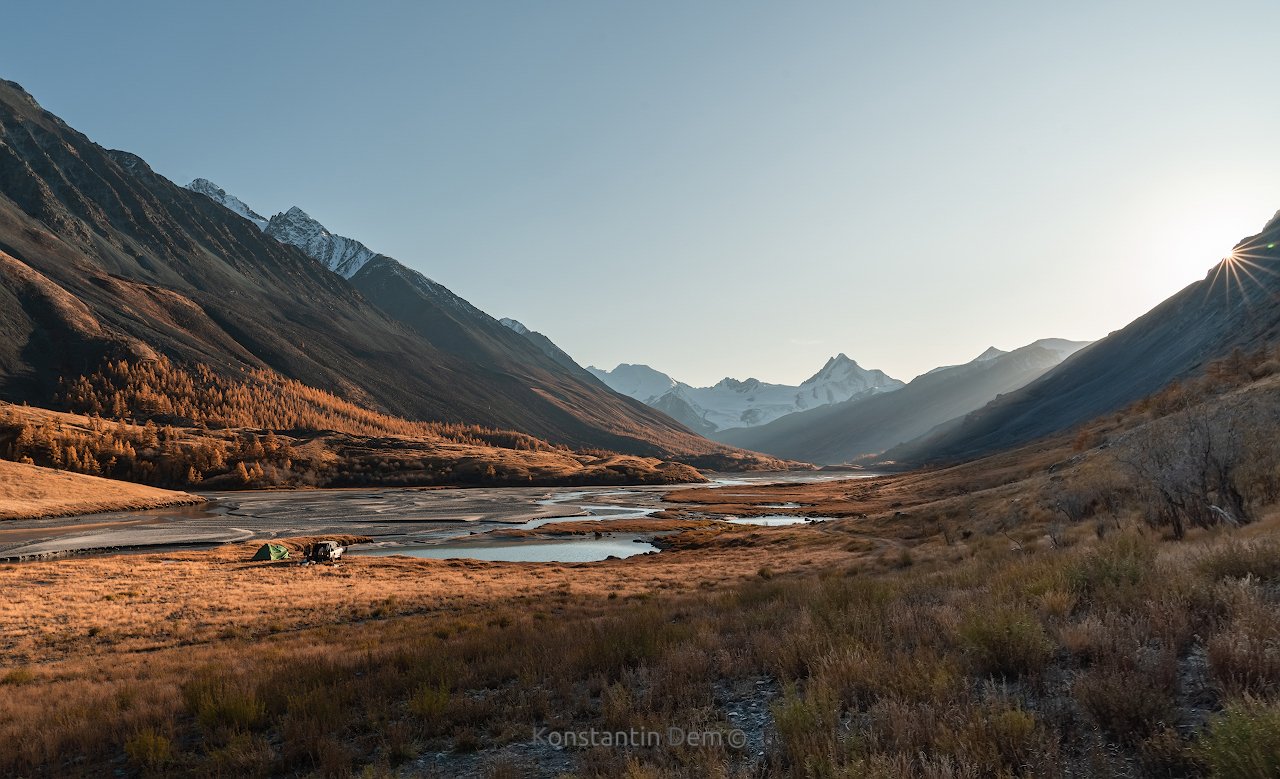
[
  {"left": 264, "top": 206, "right": 377, "bottom": 278},
  {"left": 498, "top": 318, "right": 589, "bottom": 374}
]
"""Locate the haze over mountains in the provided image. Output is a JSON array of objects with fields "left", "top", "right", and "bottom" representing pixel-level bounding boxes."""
[
  {"left": 0, "top": 79, "right": 757, "bottom": 465},
  {"left": 588, "top": 356, "right": 904, "bottom": 435},
  {"left": 716, "top": 339, "right": 1090, "bottom": 464},
  {"left": 891, "top": 222, "right": 1280, "bottom": 465}
]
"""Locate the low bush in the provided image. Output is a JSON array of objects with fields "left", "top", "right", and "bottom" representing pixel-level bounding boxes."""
[
  {"left": 1198, "top": 698, "right": 1280, "bottom": 779},
  {"left": 182, "top": 671, "right": 266, "bottom": 736},
  {"left": 1073, "top": 650, "right": 1177, "bottom": 741},
  {"left": 1207, "top": 597, "right": 1280, "bottom": 698},
  {"left": 957, "top": 607, "right": 1053, "bottom": 678},
  {"left": 1067, "top": 533, "right": 1156, "bottom": 600},
  {"left": 1198, "top": 539, "right": 1280, "bottom": 583},
  {"left": 123, "top": 728, "right": 173, "bottom": 774}
]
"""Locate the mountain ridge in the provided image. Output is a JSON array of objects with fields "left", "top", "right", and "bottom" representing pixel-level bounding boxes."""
[{"left": 0, "top": 79, "right": 758, "bottom": 464}]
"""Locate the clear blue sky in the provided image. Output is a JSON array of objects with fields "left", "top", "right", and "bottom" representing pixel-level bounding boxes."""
[{"left": 7, "top": 1, "right": 1280, "bottom": 385}]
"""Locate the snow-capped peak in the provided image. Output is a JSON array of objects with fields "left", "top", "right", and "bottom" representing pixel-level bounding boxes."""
[
  {"left": 715, "top": 377, "right": 761, "bottom": 392},
  {"left": 499, "top": 317, "right": 530, "bottom": 335},
  {"left": 801, "top": 353, "right": 864, "bottom": 385},
  {"left": 587, "top": 364, "right": 679, "bottom": 403},
  {"left": 186, "top": 178, "right": 269, "bottom": 231},
  {"left": 264, "top": 207, "right": 376, "bottom": 278},
  {"left": 591, "top": 353, "right": 904, "bottom": 432}
]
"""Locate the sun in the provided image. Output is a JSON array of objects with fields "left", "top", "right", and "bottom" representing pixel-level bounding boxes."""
[
  {"left": 1131, "top": 179, "right": 1280, "bottom": 304},
  {"left": 1206, "top": 238, "right": 1278, "bottom": 304}
]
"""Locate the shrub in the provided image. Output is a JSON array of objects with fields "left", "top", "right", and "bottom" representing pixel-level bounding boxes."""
[
  {"left": 1207, "top": 598, "right": 1280, "bottom": 698},
  {"left": 182, "top": 673, "right": 265, "bottom": 734},
  {"left": 205, "top": 733, "right": 273, "bottom": 777},
  {"left": 1073, "top": 650, "right": 1176, "bottom": 742},
  {"left": 814, "top": 645, "right": 959, "bottom": 710},
  {"left": 937, "top": 701, "right": 1043, "bottom": 775},
  {"left": 1139, "top": 727, "right": 1202, "bottom": 778},
  {"left": 1198, "top": 540, "right": 1280, "bottom": 583},
  {"left": 1036, "top": 589, "right": 1077, "bottom": 621},
  {"left": 0, "top": 667, "right": 35, "bottom": 685},
  {"left": 1067, "top": 533, "right": 1156, "bottom": 600},
  {"left": 1199, "top": 699, "right": 1280, "bottom": 778},
  {"left": 957, "top": 608, "right": 1053, "bottom": 678},
  {"left": 772, "top": 685, "right": 846, "bottom": 772},
  {"left": 408, "top": 682, "right": 450, "bottom": 725},
  {"left": 124, "top": 729, "right": 173, "bottom": 773}
]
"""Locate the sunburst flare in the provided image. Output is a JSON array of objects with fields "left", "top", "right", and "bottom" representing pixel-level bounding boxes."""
[{"left": 1205, "top": 238, "right": 1279, "bottom": 305}]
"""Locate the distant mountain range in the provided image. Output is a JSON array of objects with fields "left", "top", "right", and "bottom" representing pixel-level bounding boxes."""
[
  {"left": 715, "top": 339, "right": 1090, "bottom": 464},
  {"left": 587, "top": 355, "right": 904, "bottom": 435},
  {"left": 0, "top": 79, "right": 755, "bottom": 465}
]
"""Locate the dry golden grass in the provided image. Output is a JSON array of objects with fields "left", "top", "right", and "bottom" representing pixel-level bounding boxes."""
[
  {"left": 0, "top": 459, "right": 200, "bottom": 520},
  {"left": 0, "top": 525, "right": 859, "bottom": 666},
  {"left": 5, "top": 364, "right": 1280, "bottom": 776},
  {"left": 5, "top": 506, "right": 1280, "bottom": 777}
]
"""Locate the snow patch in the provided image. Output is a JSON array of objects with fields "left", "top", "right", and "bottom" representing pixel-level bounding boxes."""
[
  {"left": 186, "top": 178, "right": 269, "bottom": 231},
  {"left": 499, "top": 317, "right": 530, "bottom": 335}
]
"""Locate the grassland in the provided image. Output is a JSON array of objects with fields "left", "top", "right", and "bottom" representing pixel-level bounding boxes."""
[
  {"left": 3, "top": 360, "right": 1279, "bottom": 777},
  {"left": 0, "top": 459, "right": 201, "bottom": 521}
]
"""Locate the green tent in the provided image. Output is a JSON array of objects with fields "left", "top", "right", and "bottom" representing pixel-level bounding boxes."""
[{"left": 251, "top": 543, "right": 290, "bottom": 561}]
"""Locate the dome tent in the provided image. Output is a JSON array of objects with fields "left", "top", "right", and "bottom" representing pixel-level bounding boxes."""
[{"left": 251, "top": 543, "right": 289, "bottom": 561}]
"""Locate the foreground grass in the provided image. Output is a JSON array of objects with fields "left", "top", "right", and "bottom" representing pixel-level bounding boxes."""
[{"left": 4, "top": 514, "right": 1280, "bottom": 777}]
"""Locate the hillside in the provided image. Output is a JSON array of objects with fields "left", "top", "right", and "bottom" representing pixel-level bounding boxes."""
[
  {"left": 894, "top": 220, "right": 1280, "bottom": 464},
  {"left": 0, "top": 396, "right": 707, "bottom": 492},
  {"left": 0, "top": 459, "right": 200, "bottom": 520},
  {"left": 0, "top": 79, "right": 747, "bottom": 462}
]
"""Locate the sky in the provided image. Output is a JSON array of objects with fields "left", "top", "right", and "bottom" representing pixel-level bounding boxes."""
[{"left": 6, "top": 1, "right": 1280, "bottom": 385}]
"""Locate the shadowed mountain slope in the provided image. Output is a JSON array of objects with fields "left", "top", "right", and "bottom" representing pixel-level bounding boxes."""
[
  {"left": 0, "top": 79, "right": 739, "bottom": 460},
  {"left": 890, "top": 222, "right": 1280, "bottom": 465}
]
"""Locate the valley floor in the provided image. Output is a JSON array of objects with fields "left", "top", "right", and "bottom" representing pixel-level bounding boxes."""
[
  {"left": 6, "top": 367, "right": 1280, "bottom": 777},
  {"left": 4, "top": 415, "right": 1280, "bottom": 777}
]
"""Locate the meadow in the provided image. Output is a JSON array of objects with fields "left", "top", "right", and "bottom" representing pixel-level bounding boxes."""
[{"left": 2, "top": 352, "right": 1279, "bottom": 777}]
